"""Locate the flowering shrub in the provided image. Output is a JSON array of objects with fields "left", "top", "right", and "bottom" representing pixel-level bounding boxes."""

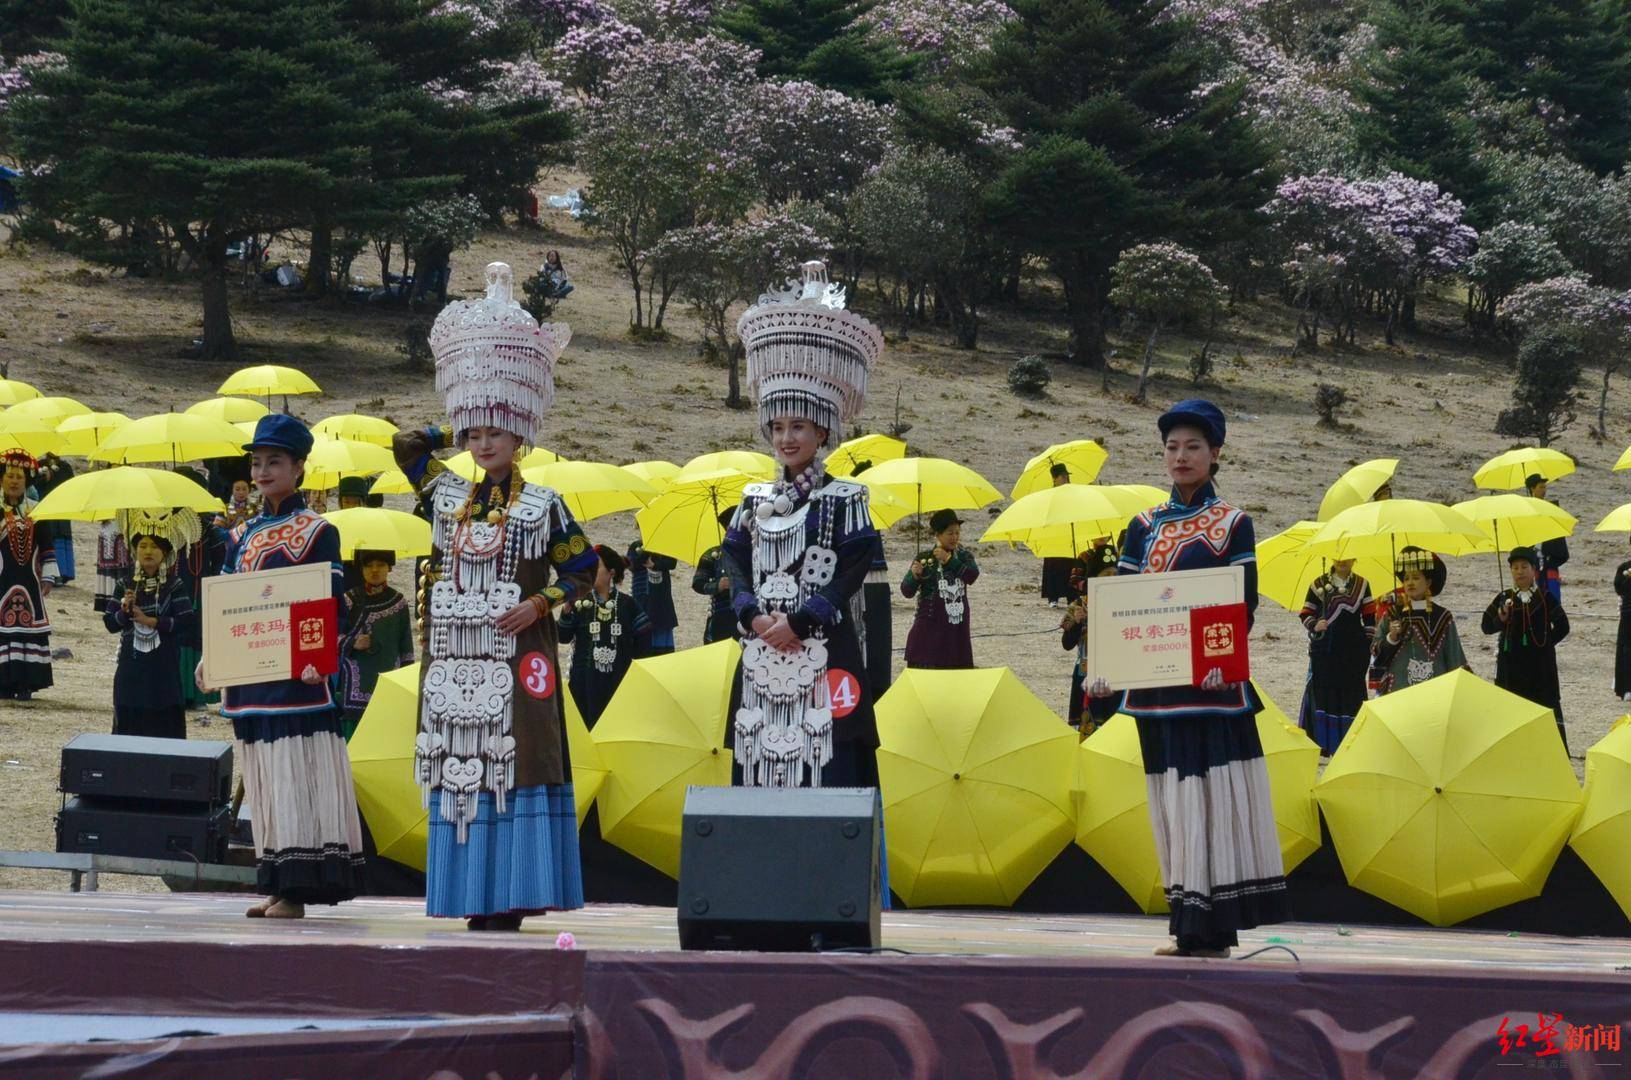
[
  {"left": 727, "top": 80, "right": 893, "bottom": 208},
  {"left": 1108, "top": 242, "right": 1224, "bottom": 402},
  {"left": 1465, "top": 221, "right": 1569, "bottom": 329},
  {"left": 551, "top": 19, "right": 647, "bottom": 91},
  {"left": 1501, "top": 275, "right": 1631, "bottom": 436},
  {"left": 862, "top": 0, "right": 1015, "bottom": 71}
]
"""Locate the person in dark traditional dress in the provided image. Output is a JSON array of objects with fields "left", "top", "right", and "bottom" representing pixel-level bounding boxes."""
[
  {"left": 1370, "top": 547, "right": 1469, "bottom": 695},
  {"left": 723, "top": 259, "right": 884, "bottom": 790},
  {"left": 0, "top": 451, "right": 56, "bottom": 700},
  {"left": 1615, "top": 543, "right": 1631, "bottom": 702},
  {"left": 1526, "top": 474, "right": 1569, "bottom": 603},
  {"left": 1089, "top": 399, "right": 1287, "bottom": 959},
  {"left": 693, "top": 507, "right": 741, "bottom": 646},
  {"left": 170, "top": 468, "right": 228, "bottom": 713},
  {"left": 104, "top": 528, "right": 194, "bottom": 739},
  {"left": 1482, "top": 545, "right": 1570, "bottom": 750},
  {"left": 196, "top": 415, "right": 365, "bottom": 919},
  {"left": 626, "top": 539, "right": 677, "bottom": 655},
  {"left": 335, "top": 549, "right": 414, "bottom": 741},
  {"left": 862, "top": 541, "right": 893, "bottom": 703},
  {"left": 217, "top": 458, "right": 259, "bottom": 534},
  {"left": 1039, "top": 463, "right": 1075, "bottom": 606},
  {"left": 94, "top": 517, "right": 131, "bottom": 614},
  {"left": 901, "top": 508, "right": 979, "bottom": 670},
  {"left": 559, "top": 545, "right": 650, "bottom": 728},
  {"left": 1297, "top": 558, "right": 1376, "bottom": 755},
  {"left": 1061, "top": 543, "right": 1120, "bottom": 735},
  {"left": 34, "top": 452, "right": 74, "bottom": 584}
]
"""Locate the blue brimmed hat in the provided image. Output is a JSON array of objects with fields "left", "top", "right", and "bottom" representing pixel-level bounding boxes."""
[
  {"left": 243, "top": 414, "right": 314, "bottom": 458},
  {"left": 1158, "top": 399, "right": 1226, "bottom": 447}
]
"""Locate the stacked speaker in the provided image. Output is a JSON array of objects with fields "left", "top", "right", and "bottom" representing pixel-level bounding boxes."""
[{"left": 56, "top": 734, "right": 234, "bottom": 864}]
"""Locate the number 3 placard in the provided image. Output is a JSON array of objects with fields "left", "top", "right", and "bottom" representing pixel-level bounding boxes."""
[
  {"left": 520, "top": 651, "right": 555, "bottom": 699},
  {"left": 827, "top": 668, "right": 860, "bottom": 718}
]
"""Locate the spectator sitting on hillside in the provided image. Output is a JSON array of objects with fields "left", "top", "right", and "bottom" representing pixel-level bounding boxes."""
[{"left": 541, "top": 250, "right": 573, "bottom": 299}]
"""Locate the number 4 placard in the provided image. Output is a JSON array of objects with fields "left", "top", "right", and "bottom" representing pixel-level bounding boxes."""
[{"left": 827, "top": 668, "right": 860, "bottom": 718}]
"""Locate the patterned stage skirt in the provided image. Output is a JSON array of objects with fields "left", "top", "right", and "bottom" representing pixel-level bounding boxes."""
[
  {"left": 426, "top": 784, "right": 584, "bottom": 919},
  {"left": 235, "top": 711, "right": 366, "bottom": 904},
  {"left": 1136, "top": 712, "right": 1289, "bottom": 949},
  {"left": 0, "top": 626, "right": 53, "bottom": 694}
]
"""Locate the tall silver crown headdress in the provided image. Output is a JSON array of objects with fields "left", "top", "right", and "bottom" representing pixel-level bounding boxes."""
[
  {"left": 738, "top": 260, "right": 883, "bottom": 449},
  {"left": 117, "top": 507, "right": 203, "bottom": 574},
  {"left": 430, "top": 261, "right": 570, "bottom": 448}
]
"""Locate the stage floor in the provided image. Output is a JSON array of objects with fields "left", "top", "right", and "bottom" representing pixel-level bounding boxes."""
[{"left": 2, "top": 889, "right": 1628, "bottom": 974}]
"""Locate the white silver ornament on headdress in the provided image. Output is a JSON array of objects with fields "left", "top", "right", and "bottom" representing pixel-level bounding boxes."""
[
  {"left": 738, "top": 260, "right": 883, "bottom": 449},
  {"left": 430, "top": 261, "right": 570, "bottom": 449},
  {"left": 117, "top": 507, "right": 203, "bottom": 574}
]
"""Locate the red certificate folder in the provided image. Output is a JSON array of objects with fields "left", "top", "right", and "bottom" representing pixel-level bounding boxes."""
[
  {"left": 289, "top": 598, "right": 339, "bottom": 678},
  {"left": 1191, "top": 602, "right": 1250, "bottom": 686}
]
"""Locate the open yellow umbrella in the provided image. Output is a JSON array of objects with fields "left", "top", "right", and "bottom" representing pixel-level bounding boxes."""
[
  {"left": 1318, "top": 459, "right": 1398, "bottom": 522},
  {"left": 185, "top": 397, "right": 269, "bottom": 424},
  {"left": 302, "top": 437, "right": 395, "bottom": 489},
  {"left": 371, "top": 468, "right": 414, "bottom": 496},
  {"left": 1474, "top": 447, "right": 1574, "bottom": 490},
  {"left": 858, "top": 456, "right": 1004, "bottom": 537},
  {"left": 322, "top": 507, "right": 432, "bottom": 558},
  {"left": 1307, "top": 498, "right": 1491, "bottom": 560},
  {"left": 1257, "top": 520, "right": 1399, "bottom": 611},
  {"left": 312, "top": 413, "right": 399, "bottom": 447},
  {"left": 92, "top": 412, "right": 246, "bottom": 464},
  {"left": 1594, "top": 503, "right": 1631, "bottom": 534},
  {"left": 1315, "top": 669, "right": 1582, "bottom": 926},
  {"left": 876, "top": 667, "right": 1076, "bottom": 907},
  {"left": 1253, "top": 682, "right": 1322, "bottom": 873},
  {"left": 349, "top": 664, "right": 429, "bottom": 870},
  {"left": 565, "top": 685, "right": 607, "bottom": 826},
  {"left": 1453, "top": 493, "right": 1576, "bottom": 588},
  {"left": 1009, "top": 440, "right": 1109, "bottom": 499},
  {"left": 521, "top": 460, "right": 658, "bottom": 522},
  {"left": 622, "top": 460, "right": 681, "bottom": 493},
  {"left": 826, "top": 434, "right": 906, "bottom": 478},
  {"left": 1568, "top": 716, "right": 1631, "bottom": 920},
  {"left": 31, "top": 466, "right": 223, "bottom": 521},
  {"left": 56, "top": 412, "right": 132, "bottom": 457},
  {"left": 1615, "top": 446, "right": 1631, "bottom": 472},
  {"left": 217, "top": 364, "right": 322, "bottom": 402},
  {"left": 0, "top": 378, "right": 42, "bottom": 407},
  {"left": 980, "top": 484, "right": 1163, "bottom": 559},
  {"left": 676, "top": 450, "right": 777, "bottom": 482},
  {"left": 635, "top": 468, "right": 755, "bottom": 564},
  {"left": 592, "top": 640, "right": 739, "bottom": 878},
  {"left": 1074, "top": 714, "right": 1168, "bottom": 914},
  {"left": 6, "top": 395, "right": 91, "bottom": 426},
  {"left": 444, "top": 446, "right": 564, "bottom": 481},
  {"left": 0, "top": 410, "right": 67, "bottom": 456}
]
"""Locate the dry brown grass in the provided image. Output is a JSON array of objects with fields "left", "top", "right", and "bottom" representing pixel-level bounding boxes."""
[{"left": 5, "top": 173, "right": 1629, "bottom": 894}]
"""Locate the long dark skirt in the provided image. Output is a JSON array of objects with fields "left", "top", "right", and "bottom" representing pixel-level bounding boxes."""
[
  {"left": 1136, "top": 711, "right": 1289, "bottom": 949},
  {"left": 1617, "top": 611, "right": 1631, "bottom": 699},
  {"left": 1040, "top": 557, "right": 1074, "bottom": 602},
  {"left": 114, "top": 704, "right": 185, "bottom": 740},
  {"left": 1298, "top": 647, "right": 1369, "bottom": 755}
]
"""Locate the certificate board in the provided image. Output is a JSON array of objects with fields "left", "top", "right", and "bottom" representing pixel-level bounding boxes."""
[
  {"left": 1084, "top": 566, "right": 1246, "bottom": 691},
  {"left": 200, "top": 564, "right": 333, "bottom": 689}
]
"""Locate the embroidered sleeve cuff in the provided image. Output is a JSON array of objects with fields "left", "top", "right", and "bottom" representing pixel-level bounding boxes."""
[
  {"left": 788, "top": 610, "right": 817, "bottom": 638},
  {"left": 801, "top": 593, "right": 838, "bottom": 627}
]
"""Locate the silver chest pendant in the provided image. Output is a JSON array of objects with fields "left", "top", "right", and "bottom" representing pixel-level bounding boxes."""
[{"left": 937, "top": 575, "right": 967, "bottom": 625}]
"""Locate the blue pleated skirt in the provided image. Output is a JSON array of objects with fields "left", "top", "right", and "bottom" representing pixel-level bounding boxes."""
[{"left": 426, "top": 783, "right": 584, "bottom": 918}]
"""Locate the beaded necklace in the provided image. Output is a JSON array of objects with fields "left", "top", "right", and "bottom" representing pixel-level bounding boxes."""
[{"left": 3, "top": 500, "right": 32, "bottom": 566}]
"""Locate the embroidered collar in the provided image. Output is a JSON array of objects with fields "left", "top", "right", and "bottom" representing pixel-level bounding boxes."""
[
  {"left": 1165, "top": 480, "right": 1218, "bottom": 508},
  {"left": 259, "top": 491, "right": 308, "bottom": 520}
]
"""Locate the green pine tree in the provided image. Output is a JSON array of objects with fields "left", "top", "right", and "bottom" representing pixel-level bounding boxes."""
[
  {"left": 716, "top": 0, "right": 912, "bottom": 102},
  {"left": 0, "top": 0, "right": 72, "bottom": 56},
  {"left": 958, "top": 0, "right": 1275, "bottom": 368}
]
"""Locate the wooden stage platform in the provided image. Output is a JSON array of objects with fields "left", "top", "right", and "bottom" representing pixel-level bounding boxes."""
[{"left": 2, "top": 890, "right": 1629, "bottom": 1077}]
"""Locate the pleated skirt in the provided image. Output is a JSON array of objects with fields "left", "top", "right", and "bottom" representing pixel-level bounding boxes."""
[
  {"left": 236, "top": 713, "right": 366, "bottom": 904},
  {"left": 1136, "top": 711, "right": 1288, "bottom": 948},
  {"left": 426, "top": 784, "right": 584, "bottom": 919}
]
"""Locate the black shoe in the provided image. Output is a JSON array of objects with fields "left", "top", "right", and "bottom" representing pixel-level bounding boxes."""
[
  {"left": 466, "top": 916, "right": 489, "bottom": 932},
  {"left": 485, "top": 913, "right": 523, "bottom": 932}
]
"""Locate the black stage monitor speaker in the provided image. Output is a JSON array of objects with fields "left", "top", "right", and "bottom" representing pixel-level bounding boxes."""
[
  {"left": 56, "top": 796, "right": 233, "bottom": 863},
  {"left": 678, "top": 785, "right": 881, "bottom": 952},
  {"left": 59, "top": 734, "right": 233, "bottom": 805}
]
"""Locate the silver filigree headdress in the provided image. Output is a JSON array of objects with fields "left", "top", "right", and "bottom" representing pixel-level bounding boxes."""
[{"left": 117, "top": 507, "right": 203, "bottom": 574}]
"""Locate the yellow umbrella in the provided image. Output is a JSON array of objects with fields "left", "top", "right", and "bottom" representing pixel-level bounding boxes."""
[
  {"left": 92, "top": 412, "right": 245, "bottom": 464},
  {"left": 622, "top": 460, "right": 681, "bottom": 493},
  {"left": 1453, "top": 493, "right": 1576, "bottom": 589},
  {"left": 217, "top": 364, "right": 322, "bottom": 401},
  {"left": 6, "top": 395, "right": 91, "bottom": 426},
  {"left": 1253, "top": 681, "right": 1322, "bottom": 873},
  {"left": 444, "top": 446, "right": 564, "bottom": 481},
  {"left": 979, "top": 484, "right": 1163, "bottom": 559},
  {"left": 185, "top": 397, "right": 269, "bottom": 424},
  {"left": 31, "top": 466, "right": 223, "bottom": 521},
  {"left": 1593, "top": 503, "right": 1631, "bottom": 533},
  {"left": 564, "top": 684, "right": 607, "bottom": 826},
  {"left": 1318, "top": 459, "right": 1398, "bottom": 522},
  {"left": 1615, "top": 446, "right": 1631, "bottom": 472},
  {"left": 676, "top": 450, "right": 777, "bottom": 482},
  {"left": 826, "top": 434, "right": 907, "bottom": 478},
  {"left": 1073, "top": 714, "right": 1168, "bottom": 914},
  {"left": 312, "top": 413, "right": 399, "bottom": 447},
  {"left": 302, "top": 437, "right": 395, "bottom": 489},
  {"left": 592, "top": 641, "right": 740, "bottom": 878},
  {"left": 0, "top": 410, "right": 67, "bottom": 456},
  {"left": 521, "top": 460, "right": 658, "bottom": 521},
  {"left": 1474, "top": 447, "right": 1574, "bottom": 490},
  {"left": 0, "top": 378, "right": 42, "bottom": 407},
  {"left": 233, "top": 420, "right": 259, "bottom": 442},
  {"left": 1568, "top": 716, "right": 1631, "bottom": 920},
  {"left": 877, "top": 667, "right": 1076, "bottom": 907},
  {"left": 56, "top": 412, "right": 132, "bottom": 456},
  {"left": 1256, "top": 520, "right": 1399, "bottom": 611},
  {"left": 635, "top": 468, "right": 755, "bottom": 564},
  {"left": 1307, "top": 498, "right": 1491, "bottom": 560},
  {"left": 1009, "top": 439, "right": 1109, "bottom": 499},
  {"left": 858, "top": 456, "right": 1004, "bottom": 537},
  {"left": 370, "top": 468, "right": 415, "bottom": 496},
  {"left": 1315, "top": 669, "right": 1582, "bottom": 926},
  {"left": 322, "top": 507, "right": 432, "bottom": 558},
  {"left": 349, "top": 664, "right": 429, "bottom": 870}
]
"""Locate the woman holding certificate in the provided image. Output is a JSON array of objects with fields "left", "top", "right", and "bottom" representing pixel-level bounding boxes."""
[{"left": 1090, "top": 399, "right": 1287, "bottom": 959}]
